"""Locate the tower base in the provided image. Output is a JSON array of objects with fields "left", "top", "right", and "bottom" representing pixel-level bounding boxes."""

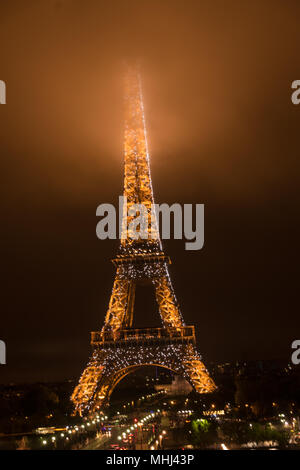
[{"left": 72, "top": 328, "right": 216, "bottom": 415}]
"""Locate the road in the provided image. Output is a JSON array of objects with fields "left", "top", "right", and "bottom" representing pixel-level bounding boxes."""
[{"left": 83, "top": 407, "right": 169, "bottom": 450}]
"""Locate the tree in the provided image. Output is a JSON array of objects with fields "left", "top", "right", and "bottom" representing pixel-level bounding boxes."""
[{"left": 187, "top": 418, "right": 218, "bottom": 449}]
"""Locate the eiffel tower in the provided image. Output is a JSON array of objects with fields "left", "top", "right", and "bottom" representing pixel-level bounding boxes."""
[{"left": 71, "top": 67, "right": 216, "bottom": 415}]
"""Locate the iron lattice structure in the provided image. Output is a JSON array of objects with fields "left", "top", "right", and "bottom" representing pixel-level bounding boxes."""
[{"left": 72, "top": 67, "right": 216, "bottom": 415}]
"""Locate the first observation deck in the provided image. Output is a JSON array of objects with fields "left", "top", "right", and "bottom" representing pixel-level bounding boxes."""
[{"left": 91, "top": 326, "right": 196, "bottom": 348}]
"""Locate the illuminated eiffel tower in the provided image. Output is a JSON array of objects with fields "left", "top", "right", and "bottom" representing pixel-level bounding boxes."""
[{"left": 71, "top": 67, "right": 216, "bottom": 415}]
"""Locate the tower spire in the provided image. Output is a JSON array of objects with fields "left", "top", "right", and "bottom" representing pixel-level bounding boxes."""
[{"left": 122, "top": 65, "right": 160, "bottom": 247}]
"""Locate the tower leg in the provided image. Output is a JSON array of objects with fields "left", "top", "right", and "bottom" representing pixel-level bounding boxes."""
[
  {"left": 182, "top": 344, "right": 216, "bottom": 393},
  {"left": 154, "top": 274, "right": 184, "bottom": 328},
  {"left": 71, "top": 351, "right": 107, "bottom": 416},
  {"left": 102, "top": 268, "right": 135, "bottom": 336}
]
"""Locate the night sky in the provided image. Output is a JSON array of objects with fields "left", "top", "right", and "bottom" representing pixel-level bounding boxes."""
[{"left": 1, "top": 0, "right": 299, "bottom": 383}]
